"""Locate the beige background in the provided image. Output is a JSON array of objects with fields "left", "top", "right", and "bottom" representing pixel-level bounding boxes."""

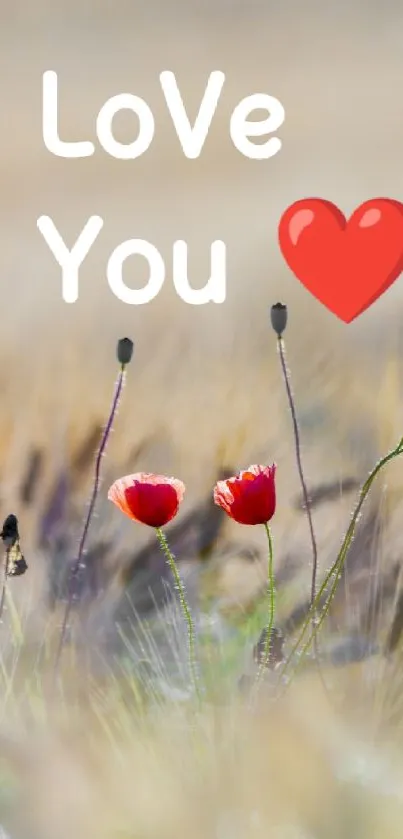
[
  {"left": 0, "top": 11, "right": 402, "bottom": 834},
  {"left": 1, "top": 0, "right": 403, "bottom": 603}
]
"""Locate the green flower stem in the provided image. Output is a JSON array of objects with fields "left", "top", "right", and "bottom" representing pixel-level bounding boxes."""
[
  {"left": 278, "top": 436, "right": 403, "bottom": 691},
  {"left": 156, "top": 527, "right": 201, "bottom": 701},
  {"left": 256, "top": 522, "right": 275, "bottom": 685},
  {"left": 0, "top": 547, "right": 10, "bottom": 625}
]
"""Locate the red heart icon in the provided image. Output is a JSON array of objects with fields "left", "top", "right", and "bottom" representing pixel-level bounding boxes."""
[{"left": 278, "top": 198, "right": 403, "bottom": 323}]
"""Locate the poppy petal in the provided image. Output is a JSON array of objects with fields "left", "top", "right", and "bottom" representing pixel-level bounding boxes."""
[{"left": 108, "top": 473, "right": 185, "bottom": 528}]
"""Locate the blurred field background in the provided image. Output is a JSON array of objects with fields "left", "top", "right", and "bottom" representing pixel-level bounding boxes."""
[
  {"left": 1, "top": 1, "right": 403, "bottom": 836},
  {"left": 1, "top": 0, "right": 403, "bottom": 612}
]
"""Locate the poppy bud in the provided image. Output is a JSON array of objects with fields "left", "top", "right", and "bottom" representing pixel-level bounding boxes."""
[
  {"left": 117, "top": 337, "right": 134, "bottom": 366},
  {"left": 270, "top": 302, "right": 288, "bottom": 337},
  {"left": 253, "top": 627, "right": 284, "bottom": 669},
  {"left": 0, "top": 514, "right": 19, "bottom": 545}
]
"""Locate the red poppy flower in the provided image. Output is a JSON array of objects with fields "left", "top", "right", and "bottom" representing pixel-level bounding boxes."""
[
  {"left": 213, "top": 464, "right": 276, "bottom": 525},
  {"left": 108, "top": 472, "right": 185, "bottom": 528}
]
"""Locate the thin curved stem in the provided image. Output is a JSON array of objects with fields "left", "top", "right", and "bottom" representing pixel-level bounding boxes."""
[
  {"left": 256, "top": 523, "right": 275, "bottom": 684},
  {"left": 277, "top": 337, "right": 319, "bottom": 631},
  {"left": 156, "top": 527, "right": 201, "bottom": 702},
  {"left": 278, "top": 436, "right": 403, "bottom": 692},
  {"left": 53, "top": 365, "right": 126, "bottom": 678},
  {"left": 276, "top": 337, "right": 334, "bottom": 701}
]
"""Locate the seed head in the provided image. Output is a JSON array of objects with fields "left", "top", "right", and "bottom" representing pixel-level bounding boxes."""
[
  {"left": 117, "top": 337, "right": 134, "bottom": 366},
  {"left": 270, "top": 302, "right": 288, "bottom": 337},
  {"left": 0, "top": 514, "right": 19, "bottom": 546}
]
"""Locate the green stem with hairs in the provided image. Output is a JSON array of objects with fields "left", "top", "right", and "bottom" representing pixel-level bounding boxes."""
[
  {"left": 0, "top": 547, "right": 10, "bottom": 625},
  {"left": 156, "top": 527, "right": 201, "bottom": 701},
  {"left": 278, "top": 436, "right": 403, "bottom": 691},
  {"left": 256, "top": 522, "right": 275, "bottom": 685}
]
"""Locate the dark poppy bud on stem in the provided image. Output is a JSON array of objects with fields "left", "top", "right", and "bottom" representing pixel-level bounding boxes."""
[
  {"left": 0, "top": 514, "right": 19, "bottom": 546},
  {"left": 253, "top": 626, "right": 284, "bottom": 669},
  {"left": 117, "top": 337, "right": 134, "bottom": 366},
  {"left": 270, "top": 303, "right": 288, "bottom": 337},
  {"left": 55, "top": 340, "right": 131, "bottom": 681}
]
